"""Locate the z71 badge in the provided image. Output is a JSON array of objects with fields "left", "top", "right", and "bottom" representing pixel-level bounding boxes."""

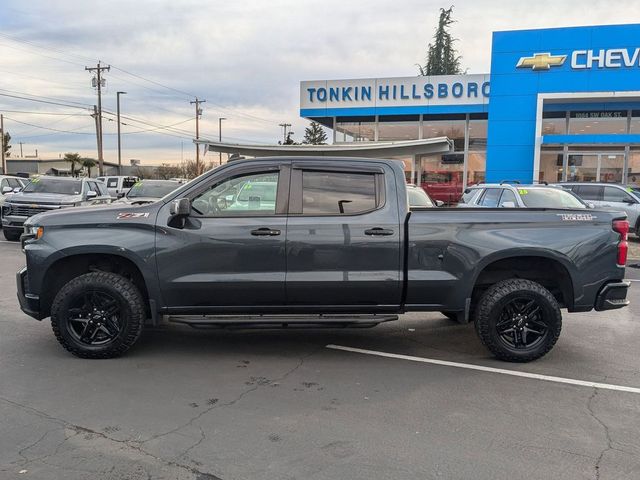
[
  {"left": 117, "top": 212, "right": 150, "bottom": 219},
  {"left": 557, "top": 213, "right": 595, "bottom": 221}
]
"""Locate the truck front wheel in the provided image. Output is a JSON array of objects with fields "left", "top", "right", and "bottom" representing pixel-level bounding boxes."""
[
  {"left": 474, "top": 279, "right": 562, "bottom": 362},
  {"left": 50, "top": 272, "right": 145, "bottom": 358}
]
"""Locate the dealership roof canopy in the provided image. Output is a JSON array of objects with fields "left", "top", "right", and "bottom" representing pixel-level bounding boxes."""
[{"left": 196, "top": 137, "right": 452, "bottom": 158}]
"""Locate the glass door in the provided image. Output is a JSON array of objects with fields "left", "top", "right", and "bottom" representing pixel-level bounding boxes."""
[{"left": 566, "top": 152, "right": 625, "bottom": 182}]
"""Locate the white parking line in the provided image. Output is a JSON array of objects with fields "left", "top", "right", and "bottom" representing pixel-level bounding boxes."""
[{"left": 326, "top": 344, "right": 640, "bottom": 394}]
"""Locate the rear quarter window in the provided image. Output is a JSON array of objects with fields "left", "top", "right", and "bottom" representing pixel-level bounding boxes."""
[{"left": 461, "top": 188, "right": 481, "bottom": 204}]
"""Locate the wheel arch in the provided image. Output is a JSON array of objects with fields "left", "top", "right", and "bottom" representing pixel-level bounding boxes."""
[
  {"left": 39, "top": 249, "right": 158, "bottom": 319},
  {"left": 467, "top": 250, "right": 576, "bottom": 312}
]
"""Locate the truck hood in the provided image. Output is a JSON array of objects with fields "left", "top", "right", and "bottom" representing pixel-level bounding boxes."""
[
  {"left": 24, "top": 202, "right": 161, "bottom": 227},
  {"left": 7, "top": 192, "right": 82, "bottom": 205}
]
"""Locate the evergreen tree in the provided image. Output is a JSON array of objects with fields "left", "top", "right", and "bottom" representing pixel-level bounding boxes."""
[
  {"left": 279, "top": 131, "right": 298, "bottom": 145},
  {"left": 418, "top": 6, "right": 463, "bottom": 76},
  {"left": 302, "top": 121, "right": 328, "bottom": 145},
  {"left": 3, "top": 131, "right": 11, "bottom": 158}
]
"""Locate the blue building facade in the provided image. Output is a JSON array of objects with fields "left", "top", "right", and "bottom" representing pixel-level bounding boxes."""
[{"left": 300, "top": 23, "right": 640, "bottom": 201}]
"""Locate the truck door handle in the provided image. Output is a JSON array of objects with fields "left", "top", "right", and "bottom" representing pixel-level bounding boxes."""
[
  {"left": 251, "top": 227, "right": 281, "bottom": 236},
  {"left": 365, "top": 227, "right": 394, "bottom": 236}
]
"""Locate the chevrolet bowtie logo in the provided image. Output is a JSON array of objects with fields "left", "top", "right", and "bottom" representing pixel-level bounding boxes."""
[{"left": 516, "top": 52, "right": 567, "bottom": 70}]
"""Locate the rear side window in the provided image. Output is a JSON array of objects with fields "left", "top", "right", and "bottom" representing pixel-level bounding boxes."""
[
  {"left": 478, "top": 188, "right": 502, "bottom": 207},
  {"left": 302, "top": 171, "right": 377, "bottom": 215},
  {"left": 575, "top": 185, "right": 604, "bottom": 201},
  {"left": 107, "top": 178, "right": 118, "bottom": 188},
  {"left": 123, "top": 178, "right": 137, "bottom": 189},
  {"left": 603, "top": 186, "right": 632, "bottom": 203},
  {"left": 499, "top": 189, "right": 518, "bottom": 207}
]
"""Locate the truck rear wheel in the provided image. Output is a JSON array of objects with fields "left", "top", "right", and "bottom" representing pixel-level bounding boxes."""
[
  {"left": 3, "top": 228, "right": 21, "bottom": 242},
  {"left": 474, "top": 279, "right": 561, "bottom": 362},
  {"left": 51, "top": 272, "right": 145, "bottom": 359}
]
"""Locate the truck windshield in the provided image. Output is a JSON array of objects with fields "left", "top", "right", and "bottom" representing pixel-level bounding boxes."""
[
  {"left": 519, "top": 188, "right": 586, "bottom": 208},
  {"left": 22, "top": 178, "right": 82, "bottom": 195},
  {"left": 407, "top": 187, "right": 434, "bottom": 207},
  {"left": 127, "top": 181, "right": 179, "bottom": 198}
]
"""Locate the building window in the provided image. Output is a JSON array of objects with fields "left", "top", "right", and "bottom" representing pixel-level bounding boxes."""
[
  {"left": 542, "top": 111, "right": 567, "bottom": 135},
  {"left": 568, "top": 110, "right": 628, "bottom": 134},
  {"left": 468, "top": 117, "right": 488, "bottom": 150},
  {"left": 629, "top": 111, "right": 640, "bottom": 134},
  {"left": 539, "top": 148, "right": 563, "bottom": 183},
  {"left": 378, "top": 115, "right": 419, "bottom": 141},
  {"left": 422, "top": 115, "right": 465, "bottom": 151},
  {"left": 335, "top": 116, "right": 375, "bottom": 142}
]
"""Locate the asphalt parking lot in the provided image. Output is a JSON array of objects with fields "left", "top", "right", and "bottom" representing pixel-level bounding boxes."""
[{"left": 1, "top": 239, "right": 640, "bottom": 480}]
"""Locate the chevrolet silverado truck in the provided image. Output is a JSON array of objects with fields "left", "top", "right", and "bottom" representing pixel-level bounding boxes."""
[
  {"left": 17, "top": 157, "right": 630, "bottom": 362},
  {"left": 2, "top": 176, "right": 111, "bottom": 241}
]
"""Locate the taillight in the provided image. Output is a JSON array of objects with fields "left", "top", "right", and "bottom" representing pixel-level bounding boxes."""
[{"left": 613, "top": 219, "right": 629, "bottom": 266}]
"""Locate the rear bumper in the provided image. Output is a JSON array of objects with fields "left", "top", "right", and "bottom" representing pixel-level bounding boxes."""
[
  {"left": 16, "top": 267, "right": 44, "bottom": 320},
  {"left": 595, "top": 281, "right": 630, "bottom": 311}
]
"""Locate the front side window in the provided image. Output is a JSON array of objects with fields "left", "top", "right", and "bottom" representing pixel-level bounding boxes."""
[
  {"left": 478, "top": 188, "right": 502, "bottom": 207},
  {"left": 191, "top": 171, "right": 279, "bottom": 217},
  {"left": 301, "top": 171, "right": 377, "bottom": 215},
  {"left": 460, "top": 188, "right": 481, "bottom": 205},
  {"left": 603, "top": 186, "right": 633, "bottom": 203},
  {"left": 123, "top": 177, "right": 137, "bottom": 189},
  {"left": 107, "top": 178, "right": 118, "bottom": 188}
]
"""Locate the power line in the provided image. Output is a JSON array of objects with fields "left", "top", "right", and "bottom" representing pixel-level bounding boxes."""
[{"left": 0, "top": 109, "right": 87, "bottom": 116}]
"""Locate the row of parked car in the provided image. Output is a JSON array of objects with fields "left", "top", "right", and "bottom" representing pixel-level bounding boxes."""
[
  {"left": 2, "top": 171, "right": 640, "bottom": 241},
  {"left": 0, "top": 175, "right": 183, "bottom": 241}
]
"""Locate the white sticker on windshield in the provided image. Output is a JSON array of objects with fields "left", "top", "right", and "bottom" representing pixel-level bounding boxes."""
[
  {"left": 557, "top": 213, "right": 596, "bottom": 221},
  {"left": 117, "top": 212, "right": 149, "bottom": 219}
]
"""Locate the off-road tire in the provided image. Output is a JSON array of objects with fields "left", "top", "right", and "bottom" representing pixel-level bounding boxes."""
[
  {"left": 474, "top": 279, "right": 562, "bottom": 362},
  {"left": 51, "top": 272, "right": 145, "bottom": 359},
  {"left": 3, "top": 228, "right": 21, "bottom": 242}
]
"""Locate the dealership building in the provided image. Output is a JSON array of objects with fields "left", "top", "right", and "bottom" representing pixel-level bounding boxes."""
[{"left": 202, "top": 23, "right": 640, "bottom": 202}]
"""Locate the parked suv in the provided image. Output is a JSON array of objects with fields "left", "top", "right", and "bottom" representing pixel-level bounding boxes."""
[
  {"left": 2, "top": 176, "right": 111, "bottom": 241},
  {"left": 558, "top": 183, "right": 640, "bottom": 234},
  {"left": 459, "top": 183, "right": 588, "bottom": 209},
  {"left": 96, "top": 175, "right": 139, "bottom": 199},
  {"left": 0, "top": 175, "right": 27, "bottom": 195}
]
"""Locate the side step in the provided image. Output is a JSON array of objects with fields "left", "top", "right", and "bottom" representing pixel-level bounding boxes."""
[{"left": 168, "top": 314, "right": 399, "bottom": 330}]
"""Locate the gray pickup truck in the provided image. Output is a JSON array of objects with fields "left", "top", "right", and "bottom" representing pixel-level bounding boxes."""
[{"left": 17, "top": 157, "right": 630, "bottom": 362}]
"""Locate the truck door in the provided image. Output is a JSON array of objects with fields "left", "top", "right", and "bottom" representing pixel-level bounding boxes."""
[
  {"left": 155, "top": 164, "right": 289, "bottom": 309},
  {"left": 285, "top": 163, "right": 402, "bottom": 308}
]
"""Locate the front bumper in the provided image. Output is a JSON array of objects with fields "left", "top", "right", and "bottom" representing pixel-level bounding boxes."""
[
  {"left": 16, "top": 267, "right": 44, "bottom": 320},
  {"left": 2, "top": 214, "right": 28, "bottom": 229},
  {"left": 595, "top": 281, "right": 630, "bottom": 311}
]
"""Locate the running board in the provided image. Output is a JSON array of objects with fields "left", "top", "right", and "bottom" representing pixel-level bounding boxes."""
[{"left": 168, "top": 314, "right": 399, "bottom": 330}]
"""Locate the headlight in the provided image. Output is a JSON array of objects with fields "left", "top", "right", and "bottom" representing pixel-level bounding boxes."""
[{"left": 25, "top": 225, "right": 44, "bottom": 239}]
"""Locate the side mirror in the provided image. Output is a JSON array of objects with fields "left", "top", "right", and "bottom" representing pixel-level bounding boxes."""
[
  {"left": 2, "top": 186, "right": 13, "bottom": 194},
  {"left": 86, "top": 190, "right": 98, "bottom": 199},
  {"left": 170, "top": 198, "right": 191, "bottom": 217},
  {"left": 117, "top": 192, "right": 126, "bottom": 199},
  {"left": 623, "top": 197, "right": 637, "bottom": 205},
  {"left": 435, "top": 200, "right": 444, "bottom": 207},
  {"left": 501, "top": 201, "right": 516, "bottom": 208},
  {"left": 587, "top": 202, "right": 596, "bottom": 209},
  {"left": 13, "top": 187, "right": 22, "bottom": 193}
]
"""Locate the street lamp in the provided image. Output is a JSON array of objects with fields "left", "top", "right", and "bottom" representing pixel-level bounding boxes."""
[
  {"left": 116, "top": 91, "right": 127, "bottom": 175},
  {"left": 219, "top": 117, "right": 227, "bottom": 165}
]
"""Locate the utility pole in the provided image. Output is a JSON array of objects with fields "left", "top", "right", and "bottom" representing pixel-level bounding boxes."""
[
  {"left": 19, "top": 142, "right": 23, "bottom": 158},
  {"left": 91, "top": 106, "right": 102, "bottom": 170},
  {"left": 1, "top": 114, "right": 5, "bottom": 174},
  {"left": 218, "top": 117, "right": 226, "bottom": 165},
  {"left": 85, "top": 62, "right": 110, "bottom": 176},
  {"left": 116, "top": 91, "right": 127, "bottom": 175},
  {"left": 279, "top": 123, "right": 291, "bottom": 143},
  {"left": 190, "top": 98, "right": 206, "bottom": 175}
]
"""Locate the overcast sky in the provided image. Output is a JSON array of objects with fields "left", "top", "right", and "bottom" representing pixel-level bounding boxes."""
[{"left": 1, "top": 0, "right": 639, "bottom": 165}]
